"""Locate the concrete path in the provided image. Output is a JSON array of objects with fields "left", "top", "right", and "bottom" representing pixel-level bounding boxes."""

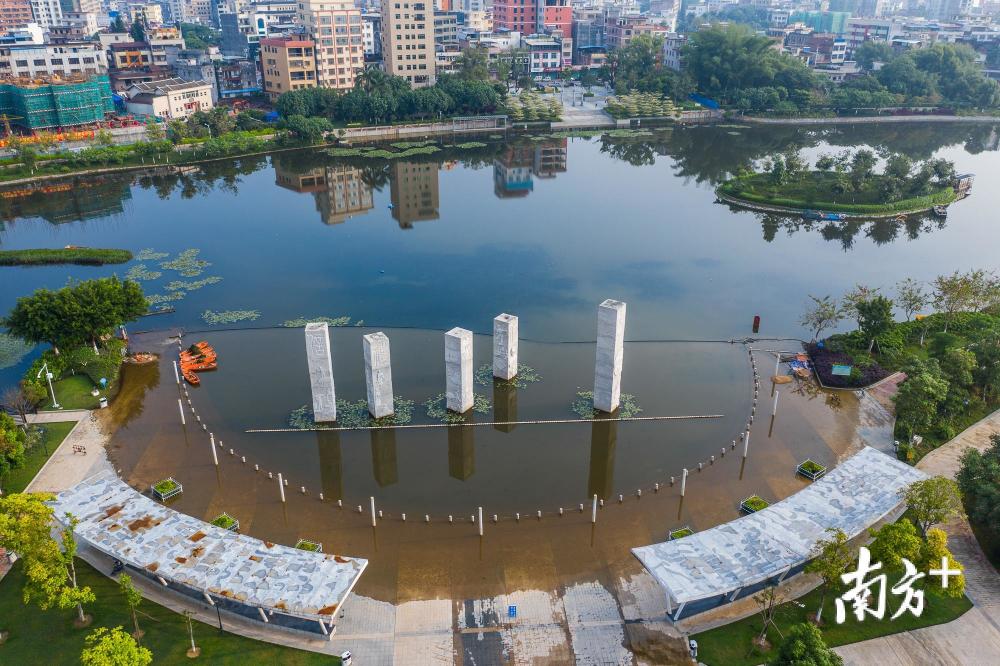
[
  {"left": 25, "top": 411, "right": 114, "bottom": 494},
  {"left": 835, "top": 409, "right": 1000, "bottom": 665}
]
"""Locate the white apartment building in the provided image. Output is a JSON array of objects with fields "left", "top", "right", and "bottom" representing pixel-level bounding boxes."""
[
  {"left": 0, "top": 40, "right": 106, "bottom": 78},
  {"left": 381, "top": 0, "right": 435, "bottom": 86},
  {"left": 298, "top": 0, "right": 365, "bottom": 90},
  {"left": 29, "top": 0, "right": 63, "bottom": 27}
]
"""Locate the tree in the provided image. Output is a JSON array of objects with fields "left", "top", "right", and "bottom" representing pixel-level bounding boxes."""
[
  {"left": 110, "top": 15, "right": 126, "bottom": 33},
  {"left": 143, "top": 118, "right": 164, "bottom": 143},
  {"left": 804, "top": 528, "right": 851, "bottom": 625},
  {"left": 0, "top": 412, "right": 27, "bottom": 492},
  {"left": 868, "top": 519, "right": 922, "bottom": 570},
  {"left": 893, "top": 357, "right": 949, "bottom": 439},
  {"left": 919, "top": 528, "right": 965, "bottom": 598},
  {"left": 281, "top": 115, "right": 333, "bottom": 143},
  {"left": 933, "top": 271, "right": 976, "bottom": 332},
  {"left": 842, "top": 284, "right": 880, "bottom": 327},
  {"left": 1, "top": 385, "right": 34, "bottom": 424},
  {"left": 771, "top": 622, "right": 843, "bottom": 666},
  {"left": 119, "top": 574, "right": 143, "bottom": 640},
  {"left": 80, "top": 626, "right": 152, "bottom": 666},
  {"left": 849, "top": 150, "right": 877, "bottom": 191},
  {"left": 896, "top": 278, "right": 927, "bottom": 321},
  {"left": 903, "top": 477, "right": 963, "bottom": 537},
  {"left": 800, "top": 295, "right": 843, "bottom": 340},
  {"left": 856, "top": 296, "right": 895, "bottom": 351},
  {"left": 956, "top": 434, "right": 1000, "bottom": 555},
  {"left": 752, "top": 586, "right": 784, "bottom": 650},
  {"left": 455, "top": 47, "right": 489, "bottom": 81},
  {"left": 129, "top": 18, "right": 146, "bottom": 43}
]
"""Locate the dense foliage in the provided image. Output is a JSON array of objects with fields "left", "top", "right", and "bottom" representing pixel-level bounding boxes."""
[
  {"left": 179, "top": 23, "right": 220, "bottom": 50},
  {"left": 603, "top": 35, "right": 694, "bottom": 101},
  {"left": 275, "top": 70, "right": 505, "bottom": 125},
  {"left": 0, "top": 249, "right": 132, "bottom": 266},
  {"left": 957, "top": 434, "right": 1000, "bottom": 565}
]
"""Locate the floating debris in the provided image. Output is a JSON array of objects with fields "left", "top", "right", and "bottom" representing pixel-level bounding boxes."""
[
  {"left": 201, "top": 309, "right": 260, "bottom": 325},
  {"left": 474, "top": 364, "right": 541, "bottom": 389},
  {"left": 571, "top": 390, "right": 642, "bottom": 419},
  {"left": 424, "top": 393, "right": 490, "bottom": 423}
]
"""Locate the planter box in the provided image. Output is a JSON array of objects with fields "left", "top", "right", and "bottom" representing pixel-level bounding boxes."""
[
  {"left": 797, "top": 459, "right": 827, "bottom": 481},
  {"left": 151, "top": 477, "right": 182, "bottom": 501},
  {"left": 210, "top": 513, "right": 239, "bottom": 532},
  {"left": 740, "top": 495, "right": 770, "bottom": 514},
  {"left": 294, "top": 539, "right": 322, "bottom": 553},
  {"left": 668, "top": 526, "right": 694, "bottom": 541}
]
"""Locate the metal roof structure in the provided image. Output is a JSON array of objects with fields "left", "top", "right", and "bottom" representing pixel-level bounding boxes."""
[
  {"left": 50, "top": 472, "right": 367, "bottom": 624},
  {"left": 126, "top": 77, "right": 211, "bottom": 95},
  {"left": 633, "top": 447, "right": 926, "bottom": 612}
]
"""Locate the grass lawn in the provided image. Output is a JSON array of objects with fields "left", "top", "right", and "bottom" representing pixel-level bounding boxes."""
[
  {"left": 1, "top": 421, "right": 75, "bottom": 494},
  {"left": 41, "top": 374, "right": 100, "bottom": 411},
  {"left": 695, "top": 575, "right": 972, "bottom": 666},
  {"left": 0, "top": 559, "right": 340, "bottom": 665}
]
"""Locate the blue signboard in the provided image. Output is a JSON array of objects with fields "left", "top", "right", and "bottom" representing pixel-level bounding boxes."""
[{"left": 508, "top": 605, "right": 517, "bottom": 619}]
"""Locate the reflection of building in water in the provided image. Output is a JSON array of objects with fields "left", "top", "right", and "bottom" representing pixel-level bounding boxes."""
[
  {"left": 493, "top": 383, "right": 517, "bottom": 433},
  {"left": 493, "top": 139, "right": 568, "bottom": 198},
  {"left": 370, "top": 429, "right": 398, "bottom": 487},
  {"left": 587, "top": 418, "right": 617, "bottom": 501},
  {"left": 316, "top": 430, "right": 343, "bottom": 500},
  {"left": 274, "top": 164, "right": 374, "bottom": 225},
  {"left": 448, "top": 426, "right": 475, "bottom": 480},
  {"left": 389, "top": 161, "right": 440, "bottom": 228},
  {"left": 0, "top": 177, "right": 133, "bottom": 224}
]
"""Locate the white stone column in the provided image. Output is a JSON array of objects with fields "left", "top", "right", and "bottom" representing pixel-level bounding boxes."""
[
  {"left": 363, "top": 332, "right": 394, "bottom": 418},
  {"left": 493, "top": 313, "right": 518, "bottom": 380},
  {"left": 593, "top": 299, "right": 626, "bottom": 413},
  {"left": 305, "top": 322, "right": 337, "bottom": 422},
  {"left": 445, "top": 327, "right": 474, "bottom": 413}
]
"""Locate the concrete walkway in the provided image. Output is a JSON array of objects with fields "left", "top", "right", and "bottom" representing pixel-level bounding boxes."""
[
  {"left": 25, "top": 411, "right": 114, "bottom": 494},
  {"left": 835, "top": 409, "right": 1000, "bottom": 665}
]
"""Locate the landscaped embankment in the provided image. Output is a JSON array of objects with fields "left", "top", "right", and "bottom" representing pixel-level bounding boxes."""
[{"left": 0, "top": 248, "right": 133, "bottom": 266}]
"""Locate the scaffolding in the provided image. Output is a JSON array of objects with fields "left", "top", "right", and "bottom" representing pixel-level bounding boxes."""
[{"left": 0, "top": 75, "right": 115, "bottom": 131}]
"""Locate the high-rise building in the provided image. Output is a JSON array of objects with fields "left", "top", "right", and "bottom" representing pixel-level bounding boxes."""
[
  {"left": 494, "top": 0, "right": 571, "bottom": 37},
  {"left": 259, "top": 35, "right": 316, "bottom": 99},
  {"left": 298, "top": 0, "right": 365, "bottom": 90},
  {"left": 0, "top": 0, "right": 34, "bottom": 32},
  {"left": 381, "top": 0, "right": 436, "bottom": 86},
  {"left": 29, "top": 0, "right": 63, "bottom": 27}
]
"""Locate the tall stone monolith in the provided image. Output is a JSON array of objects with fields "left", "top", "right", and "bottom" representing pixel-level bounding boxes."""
[
  {"left": 305, "top": 322, "right": 337, "bottom": 422},
  {"left": 445, "top": 327, "right": 474, "bottom": 413},
  {"left": 593, "top": 299, "right": 626, "bottom": 413},
  {"left": 363, "top": 332, "right": 394, "bottom": 418},
  {"left": 493, "top": 314, "right": 518, "bottom": 380}
]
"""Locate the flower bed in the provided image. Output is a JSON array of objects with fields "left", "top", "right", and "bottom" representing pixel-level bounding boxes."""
[
  {"left": 796, "top": 459, "right": 827, "bottom": 481},
  {"left": 668, "top": 526, "right": 694, "bottom": 540},
  {"left": 210, "top": 513, "right": 239, "bottom": 532},
  {"left": 294, "top": 539, "right": 322, "bottom": 553},
  {"left": 151, "top": 477, "right": 182, "bottom": 501},
  {"left": 740, "top": 495, "right": 769, "bottom": 514},
  {"left": 805, "top": 343, "right": 889, "bottom": 389}
]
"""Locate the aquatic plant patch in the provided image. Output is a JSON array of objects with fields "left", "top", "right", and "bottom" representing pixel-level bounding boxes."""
[
  {"left": 164, "top": 277, "right": 223, "bottom": 292},
  {"left": 0, "top": 333, "right": 34, "bottom": 370},
  {"left": 146, "top": 292, "right": 186, "bottom": 305},
  {"left": 288, "top": 398, "right": 415, "bottom": 429},
  {"left": 201, "top": 309, "right": 260, "bottom": 325},
  {"left": 390, "top": 141, "right": 436, "bottom": 149},
  {"left": 474, "top": 364, "right": 541, "bottom": 389},
  {"left": 125, "top": 264, "right": 163, "bottom": 281},
  {"left": 281, "top": 315, "right": 354, "bottom": 328},
  {"left": 160, "top": 249, "right": 211, "bottom": 277},
  {"left": 424, "top": 393, "right": 491, "bottom": 423},
  {"left": 135, "top": 248, "right": 169, "bottom": 261},
  {"left": 454, "top": 142, "right": 488, "bottom": 149},
  {"left": 571, "top": 390, "right": 642, "bottom": 419}
]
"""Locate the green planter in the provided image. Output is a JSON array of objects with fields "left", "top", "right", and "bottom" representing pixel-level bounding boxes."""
[
  {"left": 151, "top": 477, "right": 182, "bottom": 501},
  {"left": 210, "top": 513, "right": 239, "bottom": 532},
  {"left": 668, "top": 526, "right": 694, "bottom": 540},
  {"left": 797, "top": 459, "right": 827, "bottom": 480},
  {"left": 294, "top": 539, "right": 322, "bottom": 553},
  {"left": 740, "top": 495, "right": 769, "bottom": 514}
]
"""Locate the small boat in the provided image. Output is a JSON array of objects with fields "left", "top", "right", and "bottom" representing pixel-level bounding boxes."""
[
  {"left": 932, "top": 205, "right": 948, "bottom": 218},
  {"left": 182, "top": 370, "right": 200, "bottom": 386},
  {"left": 179, "top": 341, "right": 217, "bottom": 385},
  {"left": 802, "top": 210, "right": 845, "bottom": 221}
]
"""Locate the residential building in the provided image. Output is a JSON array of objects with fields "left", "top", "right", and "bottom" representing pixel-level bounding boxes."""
[
  {"left": 362, "top": 11, "right": 381, "bottom": 55},
  {"left": 0, "top": 22, "right": 44, "bottom": 44},
  {"left": 0, "top": 40, "right": 106, "bottom": 78},
  {"left": 604, "top": 11, "right": 670, "bottom": 51},
  {"left": 214, "top": 57, "right": 259, "bottom": 97},
  {"left": 461, "top": 9, "right": 490, "bottom": 32},
  {"left": 124, "top": 76, "right": 213, "bottom": 119},
  {"left": 845, "top": 17, "right": 903, "bottom": 51},
  {"left": 128, "top": 2, "right": 163, "bottom": 25},
  {"left": 828, "top": 0, "right": 886, "bottom": 16},
  {"left": 662, "top": 32, "right": 685, "bottom": 71},
  {"left": 259, "top": 34, "right": 315, "bottom": 99},
  {"left": 389, "top": 161, "right": 439, "bottom": 227},
  {"left": 494, "top": 0, "right": 570, "bottom": 38},
  {"left": 174, "top": 49, "right": 218, "bottom": 100},
  {"left": 0, "top": 0, "right": 34, "bottom": 32},
  {"left": 434, "top": 10, "right": 458, "bottom": 47},
  {"left": 785, "top": 30, "right": 848, "bottom": 66},
  {"left": 788, "top": 11, "right": 852, "bottom": 36},
  {"left": 182, "top": 0, "right": 213, "bottom": 24},
  {"left": 523, "top": 34, "right": 561, "bottom": 74},
  {"left": 109, "top": 65, "right": 174, "bottom": 91},
  {"left": 298, "top": 0, "right": 365, "bottom": 91},
  {"left": 28, "top": 0, "right": 62, "bottom": 27},
  {"left": 381, "top": 0, "right": 436, "bottom": 87}
]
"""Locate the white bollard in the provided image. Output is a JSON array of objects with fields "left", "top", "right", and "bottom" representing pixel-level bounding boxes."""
[
  {"left": 278, "top": 473, "right": 286, "bottom": 503},
  {"left": 478, "top": 507, "right": 483, "bottom": 536},
  {"left": 681, "top": 468, "right": 688, "bottom": 496},
  {"left": 744, "top": 430, "right": 751, "bottom": 457},
  {"left": 370, "top": 496, "right": 376, "bottom": 527},
  {"left": 173, "top": 360, "right": 180, "bottom": 385},
  {"left": 591, "top": 494, "right": 598, "bottom": 523},
  {"left": 210, "top": 438, "right": 218, "bottom": 466},
  {"left": 178, "top": 399, "right": 185, "bottom": 426},
  {"left": 773, "top": 391, "right": 780, "bottom": 417}
]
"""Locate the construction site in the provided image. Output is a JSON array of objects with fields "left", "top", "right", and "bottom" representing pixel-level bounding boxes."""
[{"left": 0, "top": 73, "right": 116, "bottom": 133}]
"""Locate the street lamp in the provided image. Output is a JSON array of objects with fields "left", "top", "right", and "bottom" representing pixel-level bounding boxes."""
[{"left": 37, "top": 361, "right": 60, "bottom": 409}]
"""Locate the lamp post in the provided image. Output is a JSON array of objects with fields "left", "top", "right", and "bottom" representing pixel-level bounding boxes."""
[{"left": 37, "top": 362, "right": 60, "bottom": 409}]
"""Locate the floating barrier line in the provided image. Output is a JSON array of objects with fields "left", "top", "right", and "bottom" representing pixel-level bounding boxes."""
[{"left": 245, "top": 413, "right": 725, "bottom": 433}]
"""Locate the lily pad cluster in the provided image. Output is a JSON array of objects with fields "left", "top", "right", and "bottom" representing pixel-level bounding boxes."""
[
  {"left": 131, "top": 248, "right": 223, "bottom": 309},
  {"left": 159, "top": 249, "right": 211, "bottom": 277},
  {"left": 125, "top": 264, "right": 163, "bottom": 281},
  {"left": 288, "top": 398, "right": 415, "bottom": 429},
  {"left": 424, "top": 393, "right": 491, "bottom": 423},
  {"left": 281, "top": 315, "right": 358, "bottom": 328},
  {"left": 201, "top": 309, "right": 261, "bottom": 325},
  {"left": 165, "top": 277, "right": 223, "bottom": 292},
  {"left": 135, "top": 248, "right": 169, "bottom": 261},
  {"left": 474, "top": 364, "right": 541, "bottom": 389},
  {"left": 571, "top": 390, "right": 643, "bottom": 419}
]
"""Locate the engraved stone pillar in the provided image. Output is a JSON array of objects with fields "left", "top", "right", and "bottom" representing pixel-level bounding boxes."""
[
  {"left": 445, "top": 327, "right": 474, "bottom": 413},
  {"left": 305, "top": 322, "right": 336, "bottom": 422},
  {"left": 363, "top": 332, "right": 394, "bottom": 418},
  {"left": 593, "top": 299, "right": 626, "bottom": 413},
  {"left": 493, "top": 313, "right": 518, "bottom": 380}
]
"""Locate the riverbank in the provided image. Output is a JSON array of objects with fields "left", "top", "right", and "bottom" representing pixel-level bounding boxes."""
[
  {"left": 742, "top": 114, "right": 1000, "bottom": 125},
  {"left": 0, "top": 248, "right": 132, "bottom": 266}
]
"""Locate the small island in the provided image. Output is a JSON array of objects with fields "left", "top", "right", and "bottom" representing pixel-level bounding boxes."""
[{"left": 717, "top": 150, "right": 964, "bottom": 218}]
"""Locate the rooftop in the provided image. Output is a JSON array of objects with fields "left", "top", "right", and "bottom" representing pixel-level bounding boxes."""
[
  {"left": 50, "top": 472, "right": 368, "bottom": 622},
  {"left": 632, "top": 447, "right": 926, "bottom": 605},
  {"left": 127, "top": 77, "right": 212, "bottom": 94}
]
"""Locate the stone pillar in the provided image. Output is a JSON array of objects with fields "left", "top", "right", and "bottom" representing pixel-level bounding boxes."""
[
  {"left": 445, "top": 327, "right": 474, "bottom": 413},
  {"left": 305, "top": 322, "right": 336, "bottom": 422},
  {"left": 363, "top": 332, "right": 394, "bottom": 418},
  {"left": 493, "top": 313, "right": 518, "bottom": 380},
  {"left": 593, "top": 299, "right": 626, "bottom": 413}
]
